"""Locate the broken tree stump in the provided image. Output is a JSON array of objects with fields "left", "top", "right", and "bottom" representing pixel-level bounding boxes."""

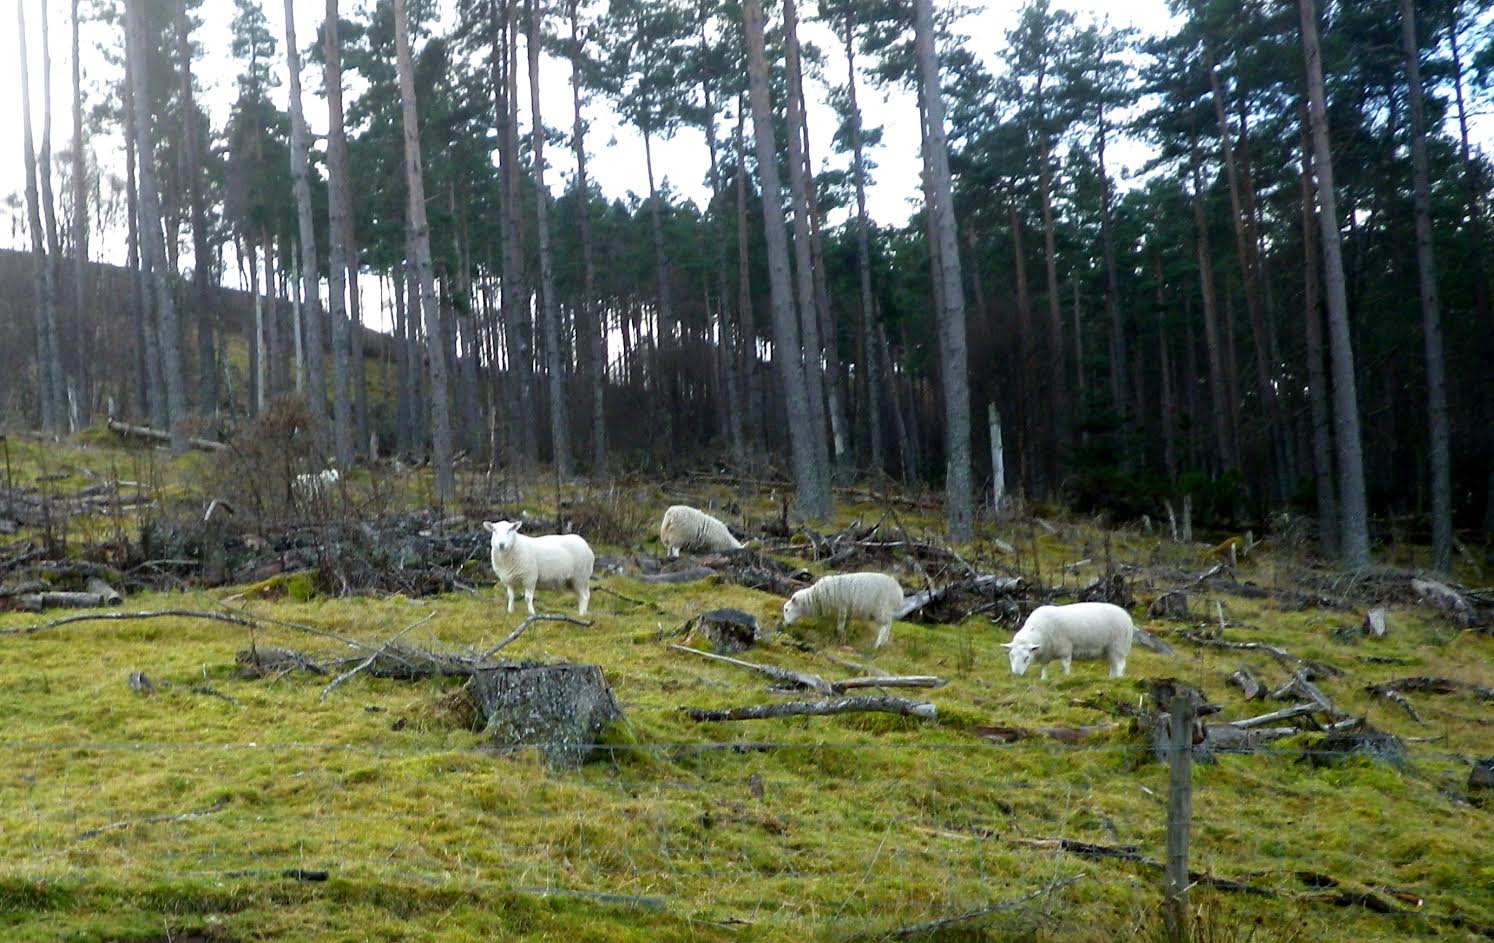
[
  {"left": 1364, "top": 608, "right": 1388, "bottom": 638},
  {"left": 470, "top": 663, "right": 621, "bottom": 769},
  {"left": 1469, "top": 758, "right": 1494, "bottom": 807},
  {"left": 684, "top": 608, "right": 761, "bottom": 655},
  {"left": 1310, "top": 725, "right": 1407, "bottom": 769},
  {"left": 1148, "top": 591, "right": 1190, "bottom": 620},
  {"left": 1227, "top": 667, "right": 1262, "bottom": 701}
]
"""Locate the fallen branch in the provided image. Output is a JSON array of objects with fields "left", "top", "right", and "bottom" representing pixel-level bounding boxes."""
[
  {"left": 639, "top": 566, "right": 716, "bottom": 585},
  {"left": 4, "top": 607, "right": 387, "bottom": 660},
  {"left": 685, "top": 695, "right": 937, "bottom": 722},
  {"left": 874, "top": 873, "right": 1085, "bottom": 941},
  {"left": 831, "top": 675, "right": 947, "bottom": 692},
  {"left": 106, "top": 418, "right": 226, "bottom": 452},
  {"left": 320, "top": 611, "right": 436, "bottom": 701},
  {"left": 1177, "top": 632, "right": 1341, "bottom": 678},
  {"left": 1230, "top": 703, "right": 1318, "bottom": 729},
  {"left": 477, "top": 612, "right": 594, "bottom": 661},
  {"left": 592, "top": 585, "right": 651, "bottom": 607},
  {"left": 895, "top": 574, "right": 1025, "bottom": 621},
  {"left": 671, "top": 644, "right": 832, "bottom": 694},
  {"left": 74, "top": 800, "right": 226, "bottom": 842},
  {"left": 1272, "top": 668, "right": 1346, "bottom": 720}
]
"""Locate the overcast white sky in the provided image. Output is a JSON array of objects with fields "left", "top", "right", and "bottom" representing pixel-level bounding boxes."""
[{"left": 0, "top": 0, "right": 1178, "bottom": 265}]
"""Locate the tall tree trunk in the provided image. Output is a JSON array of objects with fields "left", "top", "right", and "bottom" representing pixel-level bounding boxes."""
[
  {"left": 1036, "top": 69, "right": 1066, "bottom": 472},
  {"left": 1203, "top": 36, "right": 1286, "bottom": 499},
  {"left": 526, "top": 0, "right": 571, "bottom": 478},
  {"left": 37, "top": 0, "right": 69, "bottom": 429},
  {"left": 1448, "top": 20, "right": 1490, "bottom": 325},
  {"left": 700, "top": 44, "right": 743, "bottom": 466},
  {"left": 642, "top": 130, "right": 678, "bottom": 458},
  {"left": 18, "top": 0, "right": 61, "bottom": 433},
  {"left": 394, "top": 0, "right": 455, "bottom": 500},
  {"left": 349, "top": 234, "right": 370, "bottom": 453},
  {"left": 913, "top": 0, "right": 973, "bottom": 540},
  {"left": 265, "top": 232, "right": 283, "bottom": 398},
  {"left": 880, "top": 319, "right": 915, "bottom": 486},
  {"left": 1097, "top": 115, "right": 1127, "bottom": 429},
  {"left": 733, "top": 103, "right": 762, "bottom": 459},
  {"left": 70, "top": 0, "right": 90, "bottom": 425},
  {"left": 1188, "top": 125, "right": 1238, "bottom": 473},
  {"left": 176, "top": 0, "right": 216, "bottom": 415},
  {"left": 323, "top": 0, "right": 356, "bottom": 467},
  {"left": 845, "top": 17, "right": 883, "bottom": 478},
  {"left": 569, "top": 0, "right": 606, "bottom": 475},
  {"left": 283, "top": 0, "right": 325, "bottom": 423},
  {"left": 393, "top": 264, "right": 413, "bottom": 455},
  {"left": 124, "top": 76, "right": 155, "bottom": 423},
  {"left": 779, "top": 0, "right": 831, "bottom": 488},
  {"left": 247, "top": 235, "right": 266, "bottom": 414},
  {"left": 1299, "top": 105, "right": 1338, "bottom": 558},
  {"left": 743, "top": 0, "right": 828, "bottom": 518},
  {"left": 1299, "top": 0, "right": 1370, "bottom": 566},
  {"left": 1398, "top": 0, "right": 1452, "bottom": 575},
  {"left": 124, "top": 0, "right": 187, "bottom": 449}
]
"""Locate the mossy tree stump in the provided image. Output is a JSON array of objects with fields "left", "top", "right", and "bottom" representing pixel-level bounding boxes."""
[{"left": 470, "top": 663, "right": 621, "bottom": 769}]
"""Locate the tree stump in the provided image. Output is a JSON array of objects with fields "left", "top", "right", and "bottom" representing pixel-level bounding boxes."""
[
  {"left": 685, "top": 608, "right": 761, "bottom": 654},
  {"left": 1468, "top": 758, "right": 1494, "bottom": 807},
  {"left": 1310, "top": 725, "right": 1407, "bottom": 768},
  {"left": 1363, "top": 608, "right": 1389, "bottom": 638},
  {"left": 1148, "top": 591, "right": 1190, "bottom": 620},
  {"left": 470, "top": 663, "right": 621, "bottom": 769}
]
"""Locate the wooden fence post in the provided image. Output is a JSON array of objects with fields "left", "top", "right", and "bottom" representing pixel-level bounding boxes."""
[{"left": 1164, "top": 693, "right": 1195, "bottom": 942}]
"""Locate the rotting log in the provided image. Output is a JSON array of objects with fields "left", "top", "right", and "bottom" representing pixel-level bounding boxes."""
[
  {"left": 470, "top": 662, "right": 621, "bottom": 769},
  {"left": 639, "top": 566, "right": 717, "bottom": 585},
  {"left": 1230, "top": 703, "right": 1317, "bottom": 729},
  {"left": 685, "top": 695, "right": 936, "bottom": 722},
  {"left": 107, "top": 418, "right": 226, "bottom": 452},
  {"left": 1227, "top": 667, "right": 1262, "bottom": 700}
]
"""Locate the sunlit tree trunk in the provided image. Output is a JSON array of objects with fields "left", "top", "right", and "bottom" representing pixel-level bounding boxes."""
[
  {"left": 283, "top": 0, "right": 325, "bottom": 422},
  {"left": 1298, "top": 105, "right": 1338, "bottom": 558},
  {"left": 844, "top": 16, "right": 883, "bottom": 478},
  {"left": 323, "top": 0, "right": 356, "bottom": 467}
]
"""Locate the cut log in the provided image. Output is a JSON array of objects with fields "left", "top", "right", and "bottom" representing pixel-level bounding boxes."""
[
  {"left": 235, "top": 646, "right": 327, "bottom": 677},
  {"left": 831, "top": 675, "right": 946, "bottom": 691},
  {"left": 685, "top": 695, "right": 936, "bottom": 722},
  {"left": 684, "top": 608, "right": 761, "bottom": 655},
  {"left": 19, "top": 591, "right": 122, "bottom": 610},
  {"left": 470, "top": 663, "right": 622, "bottom": 769},
  {"left": 1271, "top": 668, "right": 1345, "bottom": 720},
  {"left": 1205, "top": 724, "right": 1300, "bottom": 753},
  {"left": 1230, "top": 703, "right": 1316, "bottom": 729},
  {"left": 84, "top": 577, "right": 123, "bottom": 605},
  {"left": 1410, "top": 578, "right": 1475, "bottom": 624},
  {"left": 1363, "top": 608, "right": 1388, "bottom": 638},
  {"left": 1148, "top": 591, "right": 1190, "bottom": 620},
  {"left": 1132, "top": 628, "right": 1175, "bottom": 657},
  {"left": 1227, "top": 667, "right": 1262, "bottom": 701},
  {"left": 107, "top": 418, "right": 226, "bottom": 452}
]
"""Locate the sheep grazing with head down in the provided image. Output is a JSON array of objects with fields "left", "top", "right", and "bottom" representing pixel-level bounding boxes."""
[
  {"left": 782, "top": 572, "right": 905, "bottom": 649},
  {"left": 1002, "top": 602, "right": 1135, "bottom": 680},
  {"left": 483, "top": 520, "right": 595, "bottom": 616},
  {"left": 659, "top": 504, "right": 744, "bottom": 557},
  {"left": 293, "top": 467, "right": 340, "bottom": 499}
]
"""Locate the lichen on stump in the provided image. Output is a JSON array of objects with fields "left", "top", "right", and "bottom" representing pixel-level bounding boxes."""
[{"left": 469, "top": 662, "right": 621, "bottom": 769}]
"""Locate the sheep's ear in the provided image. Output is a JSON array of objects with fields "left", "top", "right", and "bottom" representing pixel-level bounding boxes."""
[
  {"left": 1000, "top": 642, "right": 1015, "bottom": 650},
  {"left": 512, "top": 521, "right": 523, "bottom": 532},
  {"left": 483, "top": 521, "right": 497, "bottom": 534}
]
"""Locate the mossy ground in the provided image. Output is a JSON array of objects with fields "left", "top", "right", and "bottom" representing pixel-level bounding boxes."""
[{"left": 2, "top": 435, "right": 1493, "bottom": 940}]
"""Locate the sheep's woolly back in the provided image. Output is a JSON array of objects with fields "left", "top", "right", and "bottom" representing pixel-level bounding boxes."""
[
  {"left": 659, "top": 505, "right": 743, "bottom": 554},
  {"left": 788, "top": 572, "right": 904, "bottom": 625},
  {"left": 1013, "top": 602, "right": 1134, "bottom": 661}
]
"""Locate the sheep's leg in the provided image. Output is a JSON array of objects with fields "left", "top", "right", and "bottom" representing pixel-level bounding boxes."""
[
  {"left": 1109, "top": 655, "right": 1126, "bottom": 678},
  {"left": 1060, "top": 656, "right": 1073, "bottom": 675},
  {"left": 669, "top": 546, "right": 680, "bottom": 558},
  {"left": 1039, "top": 664, "right": 1051, "bottom": 681},
  {"left": 576, "top": 580, "right": 590, "bottom": 617},
  {"left": 874, "top": 621, "right": 891, "bottom": 649},
  {"left": 836, "top": 615, "right": 848, "bottom": 643},
  {"left": 505, "top": 586, "right": 515, "bottom": 613},
  {"left": 524, "top": 583, "right": 537, "bottom": 615}
]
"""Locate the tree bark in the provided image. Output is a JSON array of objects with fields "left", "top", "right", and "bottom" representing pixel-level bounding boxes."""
[
  {"left": 176, "top": 0, "right": 216, "bottom": 416},
  {"left": 1188, "top": 125, "right": 1237, "bottom": 472},
  {"left": 914, "top": 0, "right": 973, "bottom": 539},
  {"left": 733, "top": 104, "right": 762, "bottom": 459},
  {"left": 393, "top": 0, "right": 455, "bottom": 500},
  {"left": 124, "top": 0, "right": 187, "bottom": 451},
  {"left": 845, "top": 17, "right": 883, "bottom": 478},
  {"left": 17, "top": 0, "right": 63, "bottom": 433},
  {"left": 283, "top": 0, "right": 325, "bottom": 423},
  {"left": 323, "top": 0, "right": 356, "bottom": 468},
  {"left": 69, "top": 0, "right": 90, "bottom": 426},
  {"left": 1299, "top": 0, "right": 1370, "bottom": 567},
  {"left": 1097, "top": 114, "right": 1127, "bottom": 429},
  {"left": 526, "top": 0, "right": 571, "bottom": 478},
  {"left": 569, "top": 0, "right": 606, "bottom": 475},
  {"left": 743, "top": 0, "right": 828, "bottom": 519},
  {"left": 1398, "top": 0, "right": 1452, "bottom": 575}
]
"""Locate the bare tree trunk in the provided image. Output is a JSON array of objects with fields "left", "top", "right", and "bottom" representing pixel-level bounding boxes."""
[
  {"left": 349, "top": 236, "right": 370, "bottom": 453},
  {"left": 845, "top": 17, "right": 883, "bottom": 478},
  {"left": 642, "top": 131, "right": 678, "bottom": 459},
  {"left": 526, "top": 0, "right": 571, "bottom": 478},
  {"left": 734, "top": 104, "right": 762, "bottom": 459},
  {"left": 38, "top": 0, "right": 69, "bottom": 428},
  {"left": 323, "top": 0, "right": 356, "bottom": 467},
  {"left": 1399, "top": 0, "right": 1452, "bottom": 575},
  {"left": 264, "top": 232, "right": 282, "bottom": 398},
  {"left": 283, "top": 0, "right": 325, "bottom": 423},
  {"left": 1299, "top": 0, "right": 1370, "bottom": 567},
  {"left": 880, "top": 319, "right": 915, "bottom": 486},
  {"left": 1448, "top": 22, "right": 1490, "bottom": 326},
  {"left": 569, "top": 0, "right": 606, "bottom": 475},
  {"left": 779, "top": 0, "right": 831, "bottom": 490},
  {"left": 125, "top": 0, "right": 187, "bottom": 450},
  {"left": 394, "top": 0, "right": 455, "bottom": 500},
  {"left": 1097, "top": 115, "right": 1127, "bottom": 429},
  {"left": 69, "top": 0, "right": 90, "bottom": 426},
  {"left": 247, "top": 236, "right": 265, "bottom": 414},
  {"left": 1036, "top": 74, "right": 1066, "bottom": 471},
  {"left": 17, "top": 0, "right": 63, "bottom": 433},
  {"left": 1298, "top": 105, "right": 1338, "bottom": 558},
  {"left": 743, "top": 0, "right": 828, "bottom": 518},
  {"left": 124, "top": 81, "right": 155, "bottom": 423},
  {"left": 176, "top": 0, "right": 215, "bottom": 416},
  {"left": 913, "top": 0, "right": 973, "bottom": 540},
  {"left": 1188, "top": 125, "right": 1237, "bottom": 473}
]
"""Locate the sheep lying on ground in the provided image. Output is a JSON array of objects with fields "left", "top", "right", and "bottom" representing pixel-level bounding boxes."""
[
  {"left": 782, "top": 572, "right": 905, "bottom": 649},
  {"left": 293, "top": 467, "right": 340, "bottom": 499},
  {"left": 1002, "top": 602, "right": 1135, "bottom": 680},
  {"left": 659, "top": 505, "right": 744, "bottom": 557},
  {"left": 484, "top": 520, "right": 594, "bottom": 616}
]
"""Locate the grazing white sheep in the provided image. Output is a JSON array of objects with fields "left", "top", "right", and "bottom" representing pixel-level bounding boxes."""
[
  {"left": 1002, "top": 602, "right": 1135, "bottom": 680},
  {"left": 659, "top": 504, "right": 744, "bottom": 557},
  {"left": 293, "top": 467, "right": 340, "bottom": 499},
  {"left": 782, "top": 572, "right": 905, "bottom": 649},
  {"left": 484, "top": 520, "right": 595, "bottom": 616}
]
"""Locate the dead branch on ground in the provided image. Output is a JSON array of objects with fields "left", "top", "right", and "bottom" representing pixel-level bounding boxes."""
[{"left": 685, "top": 695, "right": 937, "bottom": 722}]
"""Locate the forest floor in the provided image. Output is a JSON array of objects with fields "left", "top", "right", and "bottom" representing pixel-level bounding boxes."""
[{"left": 1, "top": 430, "right": 1493, "bottom": 941}]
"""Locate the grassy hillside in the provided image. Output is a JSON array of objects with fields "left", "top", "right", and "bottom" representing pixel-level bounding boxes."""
[{"left": 1, "top": 434, "right": 1492, "bottom": 941}]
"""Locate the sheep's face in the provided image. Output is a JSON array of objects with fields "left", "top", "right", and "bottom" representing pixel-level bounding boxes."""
[
  {"left": 483, "top": 520, "right": 521, "bottom": 553},
  {"left": 782, "top": 591, "right": 808, "bottom": 626},
  {"left": 1001, "top": 641, "right": 1041, "bottom": 676}
]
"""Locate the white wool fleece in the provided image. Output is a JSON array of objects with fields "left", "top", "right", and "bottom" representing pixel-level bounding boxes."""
[
  {"left": 1003, "top": 602, "right": 1135, "bottom": 680},
  {"left": 783, "top": 572, "right": 905, "bottom": 649},
  {"left": 484, "top": 520, "right": 595, "bottom": 616},
  {"left": 659, "top": 505, "right": 744, "bottom": 557}
]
